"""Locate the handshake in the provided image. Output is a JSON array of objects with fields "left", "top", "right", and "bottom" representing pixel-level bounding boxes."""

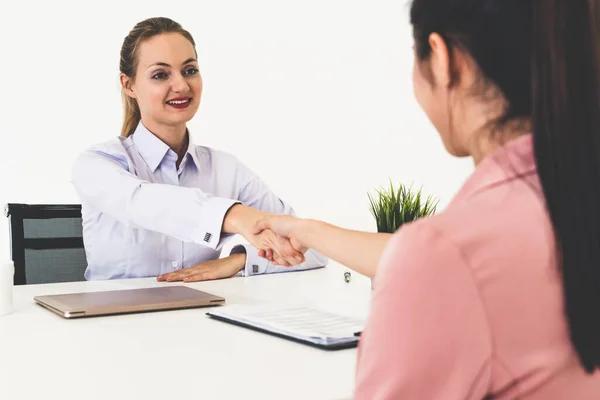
[
  {"left": 224, "top": 204, "right": 331, "bottom": 269},
  {"left": 246, "top": 213, "right": 308, "bottom": 267},
  {"left": 223, "top": 204, "right": 311, "bottom": 267}
]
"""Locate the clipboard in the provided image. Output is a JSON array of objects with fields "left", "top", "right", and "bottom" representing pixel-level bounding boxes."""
[{"left": 206, "top": 304, "right": 363, "bottom": 351}]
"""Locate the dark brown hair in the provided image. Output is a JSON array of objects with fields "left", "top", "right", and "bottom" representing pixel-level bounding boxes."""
[
  {"left": 119, "top": 17, "right": 196, "bottom": 137},
  {"left": 411, "top": 0, "right": 600, "bottom": 372}
]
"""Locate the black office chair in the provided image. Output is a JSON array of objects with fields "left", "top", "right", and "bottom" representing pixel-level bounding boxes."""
[{"left": 4, "top": 203, "right": 87, "bottom": 285}]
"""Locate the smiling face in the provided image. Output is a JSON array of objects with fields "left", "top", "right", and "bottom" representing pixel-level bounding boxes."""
[{"left": 120, "top": 32, "right": 202, "bottom": 134}]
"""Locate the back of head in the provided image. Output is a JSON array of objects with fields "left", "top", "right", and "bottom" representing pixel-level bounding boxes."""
[
  {"left": 410, "top": 0, "right": 600, "bottom": 372},
  {"left": 119, "top": 17, "right": 196, "bottom": 137}
]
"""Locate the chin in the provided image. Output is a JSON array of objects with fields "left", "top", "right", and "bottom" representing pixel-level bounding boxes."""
[
  {"left": 439, "top": 137, "right": 464, "bottom": 157},
  {"left": 170, "top": 111, "right": 196, "bottom": 125},
  {"left": 445, "top": 144, "right": 470, "bottom": 158}
]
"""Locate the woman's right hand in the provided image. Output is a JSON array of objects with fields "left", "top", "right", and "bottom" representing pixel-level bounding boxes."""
[
  {"left": 223, "top": 204, "right": 305, "bottom": 266},
  {"left": 250, "top": 227, "right": 305, "bottom": 266},
  {"left": 252, "top": 215, "right": 309, "bottom": 265}
]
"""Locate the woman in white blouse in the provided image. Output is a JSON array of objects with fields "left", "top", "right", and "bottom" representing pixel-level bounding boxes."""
[{"left": 71, "top": 17, "right": 327, "bottom": 281}]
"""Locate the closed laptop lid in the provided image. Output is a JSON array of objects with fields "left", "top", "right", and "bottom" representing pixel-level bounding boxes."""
[{"left": 34, "top": 286, "right": 225, "bottom": 318}]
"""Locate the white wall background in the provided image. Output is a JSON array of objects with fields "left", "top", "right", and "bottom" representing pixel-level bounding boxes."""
[{"left": 0, "top": 0, "right": 474, "bottom": 273}]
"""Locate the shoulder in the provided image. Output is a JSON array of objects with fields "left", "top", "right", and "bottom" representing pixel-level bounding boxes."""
[
  {"left": 380, "top": 219, "right": 467, "bottom": 276},
  {"left": 73, "top": 137, "right": 132, "bottom": 171},
  {"left": 380, "top": 181, "right": 553, "bottom": 296},
  {"left": 190, "top": 144, "right": 258, "bottom": 177},
  {"left": 423, "top": 179, "right": 549, "bottom": 266},
  {"left": 192, "top": 144, "right": 241, "bottom": 165},
  {"left": 380, "top": 199, "right": 504, "bottom": 276},
  {"left": 374, "top": 216, "right": 478, "bottom": 302},
  {"left": 373, "top": 218, "right": 486, "bottom": 331}
]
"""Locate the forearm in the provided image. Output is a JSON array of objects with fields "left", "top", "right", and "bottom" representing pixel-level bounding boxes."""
[
  {"left": 226, "top": 253, "right": 247, "bottom": 272},
  {"left": 294, "top": 220, "right": 392, "bottom": 278},
  {"left": 157, "top": 253, "right": 246, "bottom": 282},
  {"left": 73, "top": 151, "right": 238, "bottom": 248}
]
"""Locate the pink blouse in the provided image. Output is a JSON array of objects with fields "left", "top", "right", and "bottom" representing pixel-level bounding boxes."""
[{"left": 355, "top": 135, "right": 600, "bottom": 399}]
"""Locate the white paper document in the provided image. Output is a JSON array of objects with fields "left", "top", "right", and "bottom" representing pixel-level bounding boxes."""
[{"left": 207, "top": 304, "right": 365, "bottom": 347}]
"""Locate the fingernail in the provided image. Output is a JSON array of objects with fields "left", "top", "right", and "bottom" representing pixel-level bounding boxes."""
[{"left": 295, "top": 256, "right": 303, "bottom": 261}]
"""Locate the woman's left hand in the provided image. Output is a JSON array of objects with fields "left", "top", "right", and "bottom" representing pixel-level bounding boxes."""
[{"left": 157, "top": 254, "right": 246, "bottom": 282}]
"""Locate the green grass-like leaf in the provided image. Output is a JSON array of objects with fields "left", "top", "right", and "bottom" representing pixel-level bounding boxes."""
[{"left": 368, "top": 180, "right": 439, "bottom": 233}]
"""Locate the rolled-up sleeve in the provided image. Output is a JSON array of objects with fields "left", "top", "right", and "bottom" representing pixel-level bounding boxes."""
[{"left": 72, "top": 149, "right": 238, "bottom": 250}]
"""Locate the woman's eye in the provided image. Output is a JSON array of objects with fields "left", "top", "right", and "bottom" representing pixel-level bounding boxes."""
[
  {"left": 152, "top": 72, "right": 168, "bottom": 80},
  {"left": 184, "top": 68, "right": 199, "bottom": 76}
]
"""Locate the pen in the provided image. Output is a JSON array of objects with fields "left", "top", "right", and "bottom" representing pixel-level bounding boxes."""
[{"left": 344, "top": 271, "right": 351, "bottom": 283}]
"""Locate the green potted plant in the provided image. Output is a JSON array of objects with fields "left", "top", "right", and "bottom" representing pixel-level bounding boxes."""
[
  {"left": 368, "top": 180, "right": 439, "bottom": 233},
  {"left": 367, "top": 180, "right": 439, "bottom": 288}
]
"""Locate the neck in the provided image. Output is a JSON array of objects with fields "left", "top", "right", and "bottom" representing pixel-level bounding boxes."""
[
  {"left": 141, "top": 119, "right": 189, "bottom": 162},
  {"left": 467, "top": 120, "right": 531, "bottom": 166},
  {"left": 458, "top": 99, "right": 531, "bottom": 165}
]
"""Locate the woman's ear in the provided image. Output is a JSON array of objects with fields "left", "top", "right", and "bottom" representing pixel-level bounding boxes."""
[
  {"left": 120, "top": 73, "right": 136, "bottom": 98},
  {"left": 427, "top": 33, "right": 452, "bottom": 88}
]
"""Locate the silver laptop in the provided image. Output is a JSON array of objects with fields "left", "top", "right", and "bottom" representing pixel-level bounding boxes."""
[{"left": 34, "top": 286, "right": 225, "bottom": 318}]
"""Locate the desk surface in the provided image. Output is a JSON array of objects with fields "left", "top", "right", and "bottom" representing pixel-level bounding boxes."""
[{"left": 0, "top": 263, "right": 371, "bottom": 400}]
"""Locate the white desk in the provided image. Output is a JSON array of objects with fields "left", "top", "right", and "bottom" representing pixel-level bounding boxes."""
[{"left": 0, "top": 263, "right": 371, "bottom": 400}]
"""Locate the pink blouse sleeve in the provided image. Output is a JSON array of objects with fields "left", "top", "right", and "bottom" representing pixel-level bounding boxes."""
[{"left": 354, "top": 222, "right": 492, "bottom": 400}]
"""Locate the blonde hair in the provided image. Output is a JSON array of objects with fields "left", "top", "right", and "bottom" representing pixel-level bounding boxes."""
[{"left": 119, "top": 17, "right": 196, "bottom": 137}]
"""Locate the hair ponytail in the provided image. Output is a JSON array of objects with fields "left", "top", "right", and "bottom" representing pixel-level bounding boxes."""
[
  {"left": 532, "top": 0, "right": 600, "bottom": 372},
  {"left": 121, "top": 92, "right": 141, "bottom": 137}
]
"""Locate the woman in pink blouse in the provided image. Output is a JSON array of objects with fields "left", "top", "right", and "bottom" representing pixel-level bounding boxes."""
[{"left": 253, "top": 0, "right": 600, "bottom": 398}]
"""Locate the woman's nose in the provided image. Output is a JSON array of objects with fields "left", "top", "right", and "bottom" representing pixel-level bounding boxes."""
[{"left": 171, "top": 74, "right": 190, "bottom": 93}]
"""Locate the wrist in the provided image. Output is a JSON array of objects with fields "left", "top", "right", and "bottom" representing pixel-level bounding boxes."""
[
  {"left": 222, "top": 204, "right": 264, "bottom": 236},
  {"left": 228, "top": 253, "right": 246, "bottom": 272},
  {"left": 293, "top": 218, "right": 317, "bottom": 249}
]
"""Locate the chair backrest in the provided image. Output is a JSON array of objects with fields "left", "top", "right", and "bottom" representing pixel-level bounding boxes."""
[{"left": 4, "top": 203, "right": 87, "bottom": 285}]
